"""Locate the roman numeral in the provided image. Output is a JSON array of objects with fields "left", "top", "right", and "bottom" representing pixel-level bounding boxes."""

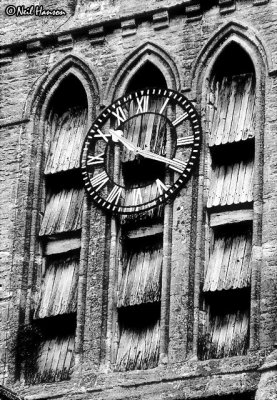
[
  {"left": 87, "top": 153, "right": 104, "bottom": 165},
  {"left": 106, "top": 185, "right": 122, "bottom": 205},
  {"left": 159, "top": 97, "right": 170, "bottom": 114},
  {"left": 156, "top": 179, "right": 168, "bottom": 195},
  {"left": 90, "top": 171, "right": 109, "bottom": 191},
  {"left": 177, "top": 135, "right": 194, "bottom": 146},
  {"left": 112, "top": 106, "right": 127, "bottom": 125},
  {"left": 135, "top": 95, "right": 149, "bottom": 113},
  {"left": 169, "top": 158, "right": 187, "bottom": 173},
  {"left": 133, "top": 188, "right": 143, "bottom": 205},
  {"left": 94, "top": 129, "right": 111, "bottom": 142},
  {"left": 172, "top": 112, "right": 189, "bottom": 126}
]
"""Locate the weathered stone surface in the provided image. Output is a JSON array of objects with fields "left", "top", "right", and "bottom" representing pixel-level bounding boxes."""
[{"left": 0, "top": 0, "right": 277, "bottom": 399}]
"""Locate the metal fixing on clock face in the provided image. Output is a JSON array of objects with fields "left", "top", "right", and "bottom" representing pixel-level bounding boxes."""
[{"left": 81, "top": 88, "right": 202, "bottom": 214}]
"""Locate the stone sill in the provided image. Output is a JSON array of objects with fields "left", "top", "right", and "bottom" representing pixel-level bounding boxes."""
[{"left": 19, "top": 351, "right": 267, "bottom": 400}]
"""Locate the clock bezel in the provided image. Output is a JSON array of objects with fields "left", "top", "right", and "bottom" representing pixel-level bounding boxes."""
[{"left": 81, "top": 87, "right": 202, "bottom": 214}]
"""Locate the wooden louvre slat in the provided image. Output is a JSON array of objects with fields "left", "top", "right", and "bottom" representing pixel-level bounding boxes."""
[
  {"left": 204, "top": 309, "right": 249, "bottom": 359},
  {"left": 207, "top": 159, "right": 254, "bottom": 208},
  {"left": 120, "top": 181, "right": 164, "bottom": 222},
  {"left": 39, "top": 188, "right": 84, "bottom": 236},
  {"left": 123, "top": 181, "right": 162, "bottom": 212},
  {"left": 44, "top": 107, "right": 88, "bottom": 174},
  {"left": 34, "top": 334, "right": 75, "bottom": 383},
  {"left": 122, "top": 98, "right": 167, "bottom": 163},
  {"left": 118, "top": 242, "right": 162, "bottom": 307},
  {"left": 115, "top": 319, "right": 160, "bottom": 371},
  {"left": 34, "top": 255, "right": 78, "bottom": 318},
  {"left": 203, "top": 229, "right": 252, "bottom": 292},
  {"left": 208, "top": 74, "right": 255, "bottom": 146}
]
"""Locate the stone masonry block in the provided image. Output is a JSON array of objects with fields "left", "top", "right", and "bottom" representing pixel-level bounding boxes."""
[
  {"left": 153, "top": 11, "right": 169, "bottom": 31},
  {"left": 57, "top": 34, "right": 73, "bottom": 51},
  {"left": 121, "top": 19, "right": 137, "bottom": 38},
  {"left": 185, "top": 3, "right": 202, "bottom": 22},
  {"left": 219, "top": 0, "right": 236, "bottom": 14},
  {"left": 88, "top": 26, "right": 105, "bottom": 45},
  {"left": 26, "top": 40, "right": 43, "bottom": 53},
  {"left": 0, "top": 48, "right": 12, "bottom": 65},
  {"left": 253, "top": 0, "right": 269, "bottom": 4}
]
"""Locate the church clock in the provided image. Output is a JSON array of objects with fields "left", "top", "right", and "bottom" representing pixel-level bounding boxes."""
[{"left": 81, "top": 88, "right": 201, "bottom": 214}]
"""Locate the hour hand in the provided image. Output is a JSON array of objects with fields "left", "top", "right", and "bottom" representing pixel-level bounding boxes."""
[{"left": 109, "top": 129, "right": 137, "bottom": 152}]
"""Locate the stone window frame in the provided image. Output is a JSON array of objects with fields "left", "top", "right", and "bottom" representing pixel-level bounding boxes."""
[
  {"left": 191, "top": 21, "right": 268, "bottom": 356},
  {"left": 12, "top": 54, "right": 100, "bottom": 381},
  {"left": 102, "top": 41, "right": 182, "bottom": 369}
]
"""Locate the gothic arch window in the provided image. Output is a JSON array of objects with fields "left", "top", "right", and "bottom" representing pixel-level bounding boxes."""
[
  {"left": 106, "top": 61, "right": 171, "bottom": 371},
  {"left": 24, "top": 72, "right": 89, "bottom": 383},
  {"left": 198, "top": 43, "right": 256, "bottom": 360}
]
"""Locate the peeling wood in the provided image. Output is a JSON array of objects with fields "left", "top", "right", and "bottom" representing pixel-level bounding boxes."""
[
  {"left": 208, "top": 74, "right": 255, "bottom": 147},
  {"left": 34, "top": 334, "right": 75, "bottom": 383},
  {"left": 44, "top": 107, "right": 87, "bottom": 174},
  {"left": 207, "top": 159, "right": 254, "bottom": 208},
  {"left": 204, "top": 227, "right": 252, "bottom": 292},
  {"left": 118, "top": 241, "right": 162, "bottom": 307},
  {"left": 34, "top": 254, "right": 79, "bottom": 318},
  {"left": 115, "top": 319, "right": 160, "bottom": 371},
  {"left": 39, "top": 188, "right": 84, "bottom": 236}
]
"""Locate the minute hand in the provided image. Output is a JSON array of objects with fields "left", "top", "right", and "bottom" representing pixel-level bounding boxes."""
[{"left": 137, "top": 148, "right": 187, "bottom": 173}]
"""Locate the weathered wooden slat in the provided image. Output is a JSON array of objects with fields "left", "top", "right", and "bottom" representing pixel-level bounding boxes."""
[
  {"left": 34, "top": 334, "right": 74, "bottom": 383},
  {"left": 220, "top": 164, "right": 233, "bottom": 206},
  {"left": 234, "top": 160, "right": 247, "bottom": 204},
  {"left": 45, "top": 108, "right": 87, "bottom": 174},
  {"left": 215, "top": 80, "right": 231, "bottom": 146},
  {"left": 242, "top": 83, "right": 255, "bottom": 141},
  {"left": 118, "top": 242, "right": 162, "bottom": 307},
  {"left": 209, "top": 78, "right": 226, "bottom": 146},
  {"left": 208, "top": 74, "right": 255, "bottom": 146},
  {"left": 125, "top": 224, "right": 163, "bottom": 239},
  {"left": 45, "top": 237, "right": 81, "bottom": 255},
  {"left": 241, "top": 159, "right": 254, "bottom": 203},
  {"left": 235, "top": 76, "right": 252, "bottom": 142},
  {"left": 207, "top": 160, "right": 254, "bottom": 208},
  {"left": 222, "top": 79, "right": 237, "bottom": 144},
  {"left": 204, "top": 308, "right": 249, "bottom": 359},
  {"left": 55, "top": 335, "right": 70, "bottom": 381},
  {"left": 227, "top": 162, "right": 240, "bottom": 205},
  {"left": 39, "top": 188, "right": 84, "bottom": 236},
  {"left": 115, "top": 319, "right": 160, "bottom": 371},
  {"left": 210, "top": 209, "right": 253, "bottom": 227},
  {"left": 204, "top": 229, "right": 252, "bottom": 292},
  {"left": 121, "top": 182, "right": 164, "bottom": 222},
  {"left": 34, "top": 254, "right": 79, "bottom": 318}
]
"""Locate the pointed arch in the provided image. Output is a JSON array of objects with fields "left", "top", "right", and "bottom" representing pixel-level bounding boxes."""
[
  {"left": 191, "top": 20, "right": 270, "bottom": 95},
  {"left": 104, "top": 42, "right": 181, "bottom": 103},
  {"left": 191, "top": 20, "right": 267, "bottom": 354},
  {"left": 24, "top": 53, "right": 100, "bottom": 121}
]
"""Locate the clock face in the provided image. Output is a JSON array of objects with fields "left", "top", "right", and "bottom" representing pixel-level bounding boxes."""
[{"left": 81, "top": 88, "right": 201, "bottom": 214}]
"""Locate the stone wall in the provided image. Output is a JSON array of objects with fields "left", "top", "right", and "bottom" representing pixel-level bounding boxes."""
[{"left": 0, "top": 0, "right": 277, "bottom": 398}]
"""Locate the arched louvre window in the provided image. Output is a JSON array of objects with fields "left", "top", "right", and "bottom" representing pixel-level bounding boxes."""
[
  {"left": 114, "top": 62, "right": 167, "bottom": 371},
  {"left": 28, "top": 74, "right": 88, "bottom": 383},
  {"left": 199, "top": 44, "right": 255, "bottom": 360}
]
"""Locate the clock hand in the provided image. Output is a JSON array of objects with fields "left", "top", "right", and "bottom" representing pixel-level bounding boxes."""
[
  {"left": 109, "top": 130, "right": 186, "bottom": 172},
  {"left": 137, "top": 148, "right": 187, "bottom": 173},
  {"left": 109, "top": 129, "right": 138, "bottom": 152}
]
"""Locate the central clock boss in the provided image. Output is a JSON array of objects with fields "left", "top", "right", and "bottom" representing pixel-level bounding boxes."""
[{"left": 81, "top": 88, "right": 202, "bottom": 214}]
